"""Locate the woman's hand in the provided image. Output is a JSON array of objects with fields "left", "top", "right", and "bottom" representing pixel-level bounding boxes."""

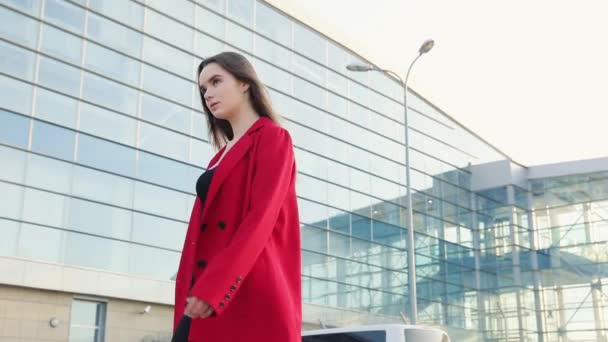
[{"left": 184, "top": 296, "right": 214, "bottom": 319}]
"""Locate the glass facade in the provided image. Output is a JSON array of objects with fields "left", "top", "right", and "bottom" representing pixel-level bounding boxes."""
[{"left": 0, "top": 1, "right": 607, "bottom": 341}]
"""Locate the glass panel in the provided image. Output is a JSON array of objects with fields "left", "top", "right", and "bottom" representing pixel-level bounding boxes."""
[
  {"left": 87, "top": 13, "right": 142, "bottom": 58},
  {"left": 195, "top": 0, "right": 224, "bottom": 13},
  {"left": 67, "top": 198, "right": 132, "bottom": 240},
  {"left": 132, "top": 212, "right": 187, "bottom": 250},
  {"left": 68, "top": 327, "right": 98, "bottom": 342},
  {"left": 0, "top": 145, "right": 27, "bottom": 183},
  {"left": 31, "top": 120, "right": 75, "bottom": 161},
  {"left": 225, "top": 21, "right": 252, "bottom": 53},
  {"left": 82, "top": 73, "right": 138, "bottom": 116},
  {"left": 293, "top": 24, "right": 325, "bottom": 63},
  {"left": 0, "top": 76, "right": 33, "bottom": 114},
  {"left": 40, "top": 24, "right": 82, "bottom": 66},
  {"left": 79, "top": 103, "right": 136, "bottom": 146},
  {"left": 0, "top": 6, "right": 39, "bottom": 49},
  {"left": 17, "top": 223, "right": 63, "bottom": 263},
  {"left": 2, "top": 0, "right": 41, "bottom": 16},
  {"left": 0, "top": 219, "right": 19, "bottom": 257},
  {"left": 227, "top": 0, "right": 253, "bottom": 27},
  {"left": 64, "top": 232, "right": 129, "bottom": 273},
  {"left": 34, "top": 88, "right": 78, "bottom": 129},
  {"left": 194, "top": 32, "right": 224, "bottom": 59},
  {"left": 0, "top": 40, "right": 36, "bottom": 81},
  {"left": 77, "top": 134, "right": 136, "bottom": 177},
  {"left": 255, "top": 2, "right": 290, "bottom": 46},
  {"left": 147, "top": 0, "right": 194, "bottom": 25},
  {"left": 142, "top": 65, "right": 191, "bottom": 106},
  {"left": 139, "top": 122, "right": 189, "bottom": 162},
  {"left": 142, "top": 37, "right": 192, "bottom": 79},
  {"left": 72, "top": 166, "right": 134, "bottom": 208},
  {"left": 38, "top": 57, "right": 81, "bottom": 97},
  {"left": 25, "top": 153, "right": 72, "bottom": 194},
  {"left": 129, "top": 245, "right": 180, "bottom": 279},
  {"left": 70, "top": 300, "right": 102, "bottom": 326},
  {"left": 133, "top": 181, "right": 190, "bottom": 220},
  {"left": 145, "top": 10, "right": 193, "bottom": 51},
  {"left": 138, "top": 151, "right": 199, "bottom": 192},
  {"left": 0, "top": 182, "right": 24, "bottom": 219},
  {"left": 84, "top": 42, "right": 140, "bottom": 87},
  {"left": 0, "top": 110, "right": 29, "bottom": 148},
  {"left": 22, "top": 187, "right": 66, "bottom": 227},
  {"left": 195, "top": 5, "right": 224, "bottom": 39},
  {"left": 190, "top": 139, "right": 215, "bottom": 167},
  {"left": 43, "top": 0, "right": 85, "bottom": 34},
  {"left": 141, "top": 94, "right": 190, "bottom": 134},
  {"left": 89, "top": 0, "right": 144, "bottom": 29}
]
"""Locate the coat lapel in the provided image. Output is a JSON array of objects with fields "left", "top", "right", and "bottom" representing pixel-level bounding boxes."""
[{"left": 200, "top": 117, "right": 270, "bottom": 220}]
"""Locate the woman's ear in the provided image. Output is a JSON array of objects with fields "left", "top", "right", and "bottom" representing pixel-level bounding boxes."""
[{"left": 239, "top": 81, "right": 250, "bottom": 94}]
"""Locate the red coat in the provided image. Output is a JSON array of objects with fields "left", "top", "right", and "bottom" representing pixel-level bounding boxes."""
[{"left": 173, "top": 117, "right": 301, "bottom": 342}]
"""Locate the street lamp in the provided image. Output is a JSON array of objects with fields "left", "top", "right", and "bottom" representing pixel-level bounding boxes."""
[{"left": 346, "top": 39, "right": 434, "bottom": 325}]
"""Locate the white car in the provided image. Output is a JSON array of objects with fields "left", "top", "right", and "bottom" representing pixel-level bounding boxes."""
[{"left": 302, "top": 324, "right": 451, "bottom": 342}]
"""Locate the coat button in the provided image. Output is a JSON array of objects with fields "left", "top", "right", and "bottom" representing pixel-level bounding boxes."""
[
  {"left": 219, "top": 302, "right": 225, "bottom": 309},
  {"left": 224, "top": 294, "right": 231, "bottom": 300},
  {"left": 197, "top": 260, "right": 207, "bottom": 268},
  {"left": 200, "top": 223, "right": 207, "bottom": 231},
  {"left": 230, "top": 285, "right": 237, "bottom": 292},
  {"left": 236, "top": 276, "right": 242, "bottom": 283},
  {"left": 218, "top": 221, "right": 226, "bottom": 230}
]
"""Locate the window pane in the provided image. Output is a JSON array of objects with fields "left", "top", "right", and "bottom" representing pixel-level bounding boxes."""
[
  {"left": 0, "top": 219, "right": 19, "bottom": 257},
  {"left": 142, "top": 65, "right": 191, "bottom": 106},
  {"left": 139, "top": 122, "right": 189, "bottom": 162},
  {"left": 227, "top": 0, "right": 253, "bottom": 27},
  {"left": 68, "top": 326, "right": 98, "bottom": 342},
  {"left": 25, "top": 154, "right": 73, "bottom": 194},
  {"left": 64, "top": 232, "right": 129, "bottom": 273},
  {"left": 87, "top": 13, "right": 142, "bottom": 58},
  {"left": 0, "top": 182, "right": 24, "bottom": 220},
  {"left": 22, "top": 187, "right": 67, "bottom": 226},
  {"left": 31, "top": 121, "right": 75, "bottom": 161},
  {"left": 190, "top": 139, "right": 215, "bottom": 167},
  {"left": 67, "top": 198, "right": 132, "bottom": 240},
  {"left": 142, "top": 37, "right": 192, "bottom": 79},
  {"left": 129, "top": 245, "right": 180, "bottom": 279},
  {"left": 148, "top": 0, "right": 194, "bottom": 25},
  {"left": 294, "top": 24, "right": 325, "bottom": 63},
  {"left": 71, "top": 166, "right": 134, "bottom": 208},
  {"left": 2, "top": 0, "right": 41, "bottom": 16},
  {"left": 34, "top": 88, "right": 78, "bottom": 129},
  {"left": 79, "top": 104, "right": 136, "bottom": 146},
  {"left": 82, "top": 73, "right": 138, "bottom": 116},
  {"left": 132, "top": 212, "right": 186, "bottom": 250},
  {"left": 38, "top": 57, "right": 81, "bottom": 97},
  {"left": 43, "top": 0, "right": 85, "bottom": 34},
  {"left": 0, "top": 7, "right": 39, "bottom": 49},
  {"left": 0, "top": 76, "right": 33, "bottom": 114},
  {"left": 133, "top": 181, "right": 190, "bottom": 220},
  {"left": 77, "top": 135, "right": 136, "bottom": 177},
  {"left": 141, "top": 94, "right": 190, "bottom": 134},
  {"left": 138, "top": 151, "right": 199, "bottom": 192},
  {"left": 0, "top": 145, "right": 26, "bottom": 183},
  {"left": 0, "top": 110, "right": 29, "bottom": 148},
  {"left": 255, "top": 2, "right": 290, "bottom": 46},
  {"left": 225, "top": 21, "right": 252, "bottom": 53},
  {"left": 85, "top": 42, "right": 140, "bottom": 87},
  {"left": 40, "top": 24, "right": 82, "bottom": 66},
  {"left": 89, "top": 0, "right": 144, "bottom": 29},
  {"left": 0, "top": 40, "right": 36, "bottom": 81},
  {"left": 17, "top": 223, "right": 63, "bottom": 263},
  {"left": 70, "top": 300, "right": 103, "bottom": 326},
  {"left": 195, "top": 6, "right": 224, "bottom": 39},
  {"left": 194, "top": 32, "right": 224, "bottom": 59},
  {"left": 145, "top": 11, "right": 192, "bottom": 51}
]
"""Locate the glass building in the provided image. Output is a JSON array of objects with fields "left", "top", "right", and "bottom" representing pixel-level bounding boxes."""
[{"left": 0, "top": 0, "right": 607, "bottom": 341}]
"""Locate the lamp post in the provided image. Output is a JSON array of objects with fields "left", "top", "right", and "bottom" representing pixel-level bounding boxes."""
[{"left": 347, "top": 39, "right": 434, "bottom": 325}]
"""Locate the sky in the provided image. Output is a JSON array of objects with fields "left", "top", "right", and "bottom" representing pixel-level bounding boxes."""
[{"left": 266, "top": 0, "right": 608, "bottom": 166}]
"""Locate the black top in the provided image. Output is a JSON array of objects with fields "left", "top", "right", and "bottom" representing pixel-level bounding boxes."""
[{"left": 196, "top": 167, "right": 216, "bottom": 204}]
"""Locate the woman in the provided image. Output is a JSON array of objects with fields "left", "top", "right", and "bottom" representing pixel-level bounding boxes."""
[{"left": 172, "top": 51, "right": 301, "bottom": 342}]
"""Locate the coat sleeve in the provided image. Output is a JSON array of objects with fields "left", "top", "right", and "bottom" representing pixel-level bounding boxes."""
[{"left": 189, "top": 125, "right": 295, "bottom": 316}]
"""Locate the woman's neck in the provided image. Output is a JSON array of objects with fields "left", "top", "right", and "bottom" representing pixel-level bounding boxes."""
[{"left": 227, "top": 107, "right": 260, "bottom": 144}]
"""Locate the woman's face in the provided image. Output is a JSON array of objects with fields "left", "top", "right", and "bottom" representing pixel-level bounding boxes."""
[{"left": 199, "top": 63, "right": 249, "bottom": 120}]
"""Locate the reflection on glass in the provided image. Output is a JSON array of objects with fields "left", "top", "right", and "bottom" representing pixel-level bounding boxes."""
[
  {"left": 0, "top": 6, "right": 39, "bottom": 49},
  {"left": 17, "top": 223, "right": 63, "bottom": 263},
  {"left": 77, "top": 134, "right": 136, "bottom": 177},
  {"left": 0, "top": 41, "right": 36, "bottom": 81},
  {"left": 0, "top": 110, "right": 29, "bottom": 148},
  {"left": 31, "top": 120, "right": 75, "bottom": 161}
]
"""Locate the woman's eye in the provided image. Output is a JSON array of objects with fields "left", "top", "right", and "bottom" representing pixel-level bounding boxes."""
[{"left": 213, "top": 79, "right": 220, "bottom": 86}]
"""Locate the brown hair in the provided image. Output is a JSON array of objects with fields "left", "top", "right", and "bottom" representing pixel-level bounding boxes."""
[{"left": 197, "top": 51, "right": 279, "bottom": 149}]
